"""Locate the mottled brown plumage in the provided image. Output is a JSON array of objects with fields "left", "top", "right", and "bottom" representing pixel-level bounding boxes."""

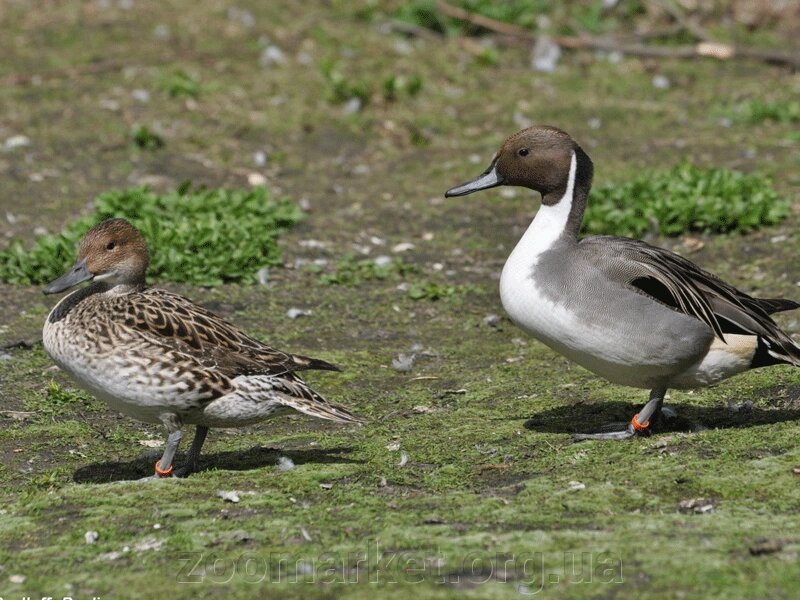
[{"left": 43, "top": 218, "right": 361, "bottom": 478}]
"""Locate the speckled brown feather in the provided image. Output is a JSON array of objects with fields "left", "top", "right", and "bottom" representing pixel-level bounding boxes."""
[{"left": 120, "top": 288, "right": 340, "bottom": 377}]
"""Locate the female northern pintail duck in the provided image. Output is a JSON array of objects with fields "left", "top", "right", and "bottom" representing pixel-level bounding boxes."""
[
  {"left": 446, "top": 126, "right": 800, "bottom": 440},
  {"left": 43, "top": 218, "right": 362, "bottom": 477}
]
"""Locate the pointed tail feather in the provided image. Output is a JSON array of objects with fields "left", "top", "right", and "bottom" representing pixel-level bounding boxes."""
[
  {"left": 290, "top": 354, "right": 342, "bottom": 372},
  {"left": 274, "top": 376, "right": 364, "bottom": 424},
  {"left": 757, "top": 336, "right": 800, "bottom": 368},
  {"left": 757, "top": 297, "right": 800, "bottom": 314}
]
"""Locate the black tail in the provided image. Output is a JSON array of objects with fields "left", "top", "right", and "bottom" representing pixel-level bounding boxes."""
[
  {"left": 757, "top": 297, "right": 800, "bottom": 314},
  {"left": 290, "top": 354, "right": 342, "bottom": 372}
]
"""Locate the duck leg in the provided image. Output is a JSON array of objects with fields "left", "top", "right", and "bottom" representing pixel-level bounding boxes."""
[
  {"left": 139, "top": 413, "right": 183, "bottom": 479},
  {"left": 173, "top": 426, "right": 209, "bottom": 478},
  {"left": 573, "top": 387, "right": 667, "bottom": 441}
]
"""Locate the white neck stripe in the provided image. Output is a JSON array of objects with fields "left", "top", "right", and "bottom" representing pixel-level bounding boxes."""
[{"left": 508, "top": 151, "right": 577, "bottom": 267}]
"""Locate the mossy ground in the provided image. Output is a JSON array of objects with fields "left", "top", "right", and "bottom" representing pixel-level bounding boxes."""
[{"left": 1, "top": 2, "right": 799, "bottom": 598}]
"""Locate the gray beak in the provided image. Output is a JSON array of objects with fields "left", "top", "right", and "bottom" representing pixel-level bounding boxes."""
[
  {"left": 445, "top": 161, "right": 504, "bottom": 197},
  {"left": 43, "top": 258, "right": 94, "bottom": 295}
]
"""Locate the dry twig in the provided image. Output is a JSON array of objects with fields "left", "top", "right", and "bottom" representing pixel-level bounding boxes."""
[{"left": 435, "top": 1, "right": 800, "bottom": 70}]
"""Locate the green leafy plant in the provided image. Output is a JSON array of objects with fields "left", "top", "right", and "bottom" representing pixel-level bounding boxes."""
[
  {"left": 131, "top": 125, "right": 164, "bottom": 150},
  {"left": 320, "top": 59, "right": 424, "bottom": 106},
  {"left": 739, "top": 99, "right": 800, "bottom": 124},
  {"left": 319, "top": 58, "right": 372, "bottom": 105},
  {"left": 407, "top": 281, "right": 483, "bottom": 301},
  {"left": 383, "top": 75, "right": 424, "bottom": 101},
  {"left": 24, "top": 381, "right": 97, "bottom": 420},
  {"left": 320, "top": 255, "right": 415, "bottom": 286},
  {"left": 160, "top": 69, "right": 202, "bottom": 98},
  {"left": 583, "top": 162, "right": 790, "bottom": 237},
  {"left": 0, "top": 185, "right": 305, "bottom": 286},
  {"left": 320, "top": 256, "right": 481, "bottom": 301}
]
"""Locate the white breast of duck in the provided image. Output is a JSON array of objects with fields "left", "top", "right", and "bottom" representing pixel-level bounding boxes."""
[{"left": 43, "top": 286, "right": 194, "bottom": 424}]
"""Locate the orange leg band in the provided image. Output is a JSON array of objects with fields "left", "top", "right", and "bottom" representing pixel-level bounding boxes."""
[
  {"left": 155, "top": 460, "right": 174, "bottom": 477},
  {"left": 631, "top": 413, "right": 650, "bottom": 432}
]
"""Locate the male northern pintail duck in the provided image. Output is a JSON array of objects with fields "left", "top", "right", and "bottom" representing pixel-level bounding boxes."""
[
  {"left": 42, "top": 218, "right": 362, "bottom": 477},
  {"left": 446, "top": 126, "right": 800, "bottom": 440}
]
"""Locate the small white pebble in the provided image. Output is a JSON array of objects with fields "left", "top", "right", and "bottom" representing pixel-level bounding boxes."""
[
  {"left": 138, "top": 439, "right": 164, "bottom": 448},
  {"left": 373, "top": 255, "right": 392, "bottom": 267},
  {"left": 153, "top": 23, "right": 171, "bottom": 39},
  {"left": 260, "top": 45, "right": 286, "bottom": 67},
  {"left": 386, "top": 440, "right": 401, "bottom": 452},
  {"left": 216, "top": 490, "right": 240, "bottom": 503},
  {"left": 4, "top": 135, "right": 30, "bottom": 150},
  {"left": 398, "top": 451, "right": 409, "bottom": 467},
  {"left": 253, "top": 151, "right": 267, "bottom": 166},
  {"left": 10, "top": 574, "right": 25, "bottom": 584},
  {"left": 153, "top": 523, "right": 161, "bottom": 529},
  {"left": 277, "top": 456, "right": 295, "bottom": 471},
  {"left": 568, "top": 481, "right": 586, "bottom": 491},
  {"left": 286, "top": 307, "right": 311, "bottom": 319},
  {"left": 484, "top": 314, "right": 501, "bottom": 327},
  {"left": 257, "top": 267, "right": 270, "bottom": 286},
  {"left": 392, "top": 242, "right": 415, "bottom": 253},
  {"left": 531, "top": 35, "right": 561, "bottom": 73},
  {"left": 131, "top": 89, "right": 150, "bottom": 103},
  {"left": 99, "top": 98, "right": 120, "bottom": 111},
  {"left": 228, "top": 7, "right": 256, "bottom": 28},
  {"left": 392, "top": 353, "right": 415, "bottom": 372},
  {"left": 247, "top": 172, "right": 266, "bottom": 186},
  {"left": 342, "top": 97, "right": 362, "bottom": 115},
  {"left": 652, "top": 75, "right": 671, "bottom": 89},
  {"left": 85, "top": 531, "right": 99, "bottom": 544},
  {"left": 298, "top": 239, "right": 326, "bottom": 249}
]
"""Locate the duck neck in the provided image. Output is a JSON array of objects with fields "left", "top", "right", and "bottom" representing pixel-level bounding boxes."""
[
  {"left": 47, "top": 281, "right": 143, "bottom": 324},
  {"left": 511, "top": 148, "right": 592, "bottom": 268}
]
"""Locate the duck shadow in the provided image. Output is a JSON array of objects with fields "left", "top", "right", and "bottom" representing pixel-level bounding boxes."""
[
  {"left": 73, "top": 445, "right": 361, "bottom": 484},
  {"left": 522, "top": 397, "right": 800, "bottom": 436}
]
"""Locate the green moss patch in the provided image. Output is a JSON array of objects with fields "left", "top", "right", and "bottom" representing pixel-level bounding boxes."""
[{"left": 0, "top": 185, "right": 305, "bottom": 286}]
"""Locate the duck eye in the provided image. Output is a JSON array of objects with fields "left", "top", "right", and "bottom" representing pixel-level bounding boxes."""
[
  {"left": 106, "top": 241, "right": 116, "bottom": 251},
  {"left": 518, "top": 148, "right": 529, "bottom": 157}
]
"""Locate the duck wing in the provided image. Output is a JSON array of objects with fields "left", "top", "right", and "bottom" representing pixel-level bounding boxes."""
[
  {"left": 581, "top": 236, "right": 800, "bottom": 366},
  {"left": 113, "top": 288, "right": 340, "bottom": 378}
]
